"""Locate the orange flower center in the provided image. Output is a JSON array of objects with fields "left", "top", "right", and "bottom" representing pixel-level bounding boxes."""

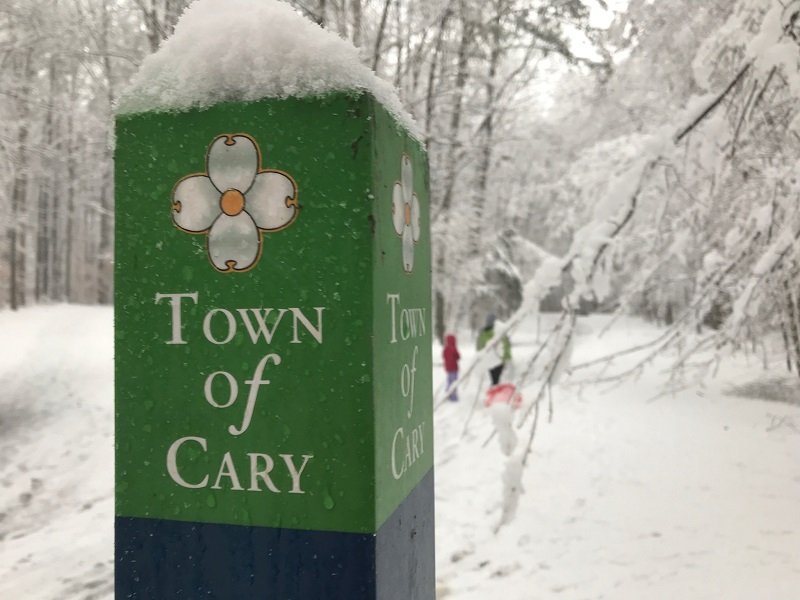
[
  {"left": 220, "top": 190, "right": 245, "bottom": 216},
  {"left": 404, "top": 203, "right": 411, "bottom": 226}
]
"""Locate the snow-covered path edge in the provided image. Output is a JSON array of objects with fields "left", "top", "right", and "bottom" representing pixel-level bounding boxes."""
[
  {"left": 1, "top": 307, "right": 799, "bottom": 599},
  {"left": 0, "top": 306, "right": 114, "bottom": 600},
  {"left": 433, "top": 317, "right": 800, "bottom": 599}
]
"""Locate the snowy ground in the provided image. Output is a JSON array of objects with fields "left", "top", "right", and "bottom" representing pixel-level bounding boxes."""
[
  {"left": 1, "top": 306, "right": 799, "bottom": 599},
  {"left": 0, "top": 306, "right": 114, "bottom": 600}
]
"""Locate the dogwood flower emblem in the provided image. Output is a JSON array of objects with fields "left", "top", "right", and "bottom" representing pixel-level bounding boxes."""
[
  {"left": 171, "top": 134, "right": 298, "bottom": 272},
  {"left": 392, "top": 154, "right": 421, "bottom": 273}
]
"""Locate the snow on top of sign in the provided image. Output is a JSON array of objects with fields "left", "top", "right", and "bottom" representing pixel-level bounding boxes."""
[{"left": 117, "top": 0, "right": 421, "bottom": 141}]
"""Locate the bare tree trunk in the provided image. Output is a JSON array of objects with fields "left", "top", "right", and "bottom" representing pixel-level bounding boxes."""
[
  {"left": 372, "top": 0, "right": 392, "bottom": 71},
  {"left": 35, "top": 58, "right": 59, "bottom": 302},
  {"left": 34, "top": 193, "right": 49, "bottom": 301},
  {"left": 783, "top": 280, "right": 800, "bottom": 376},
  {"left": 335, "top": 0, "right": 348, "bottom": 38},
  {"left": 351, "top": 0, "right": 362, "bottom": 46},
  {"left": 424, "top": 9, "right": 451, "bottom": 147},
  {"left": 471, "top": 3, "right": 502, "bottom": 255},
  {"left": 441, "top": 8, "right": 470, "bottom": 214},
  {"left": 9, "top": 49, "right": 34, "bottom": 311},
  {"left": 138, "top": 0, "right": 186, "bottom": 51},
  {"left": 139, "top": 0, "right": 162, "bottom": 52},
  {"left": 97, "top": 0, "right": 116, "bottom": 304},
  {"left": 63, "top": 74, "right": 79, "bottom": 303},
  {"left": 49, "top": 99, "right": 65, "bottom": 302},
  {"left": 393, "top": 0, "right": 404, "bottom": 89},
  {"left": 434, "top": 7, "right": 471, "bottom": 343},
  {"left": 781, "top": 318, "right": 794, "bottom": 372},
  {"left": 64, "top": 169, "right": 76, "bottom": 302},
  {"left": 316, "top": 0, "right": 327, "bottom": 27}
]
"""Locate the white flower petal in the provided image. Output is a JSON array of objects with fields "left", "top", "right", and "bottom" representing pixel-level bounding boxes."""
[
  {"left": 246, "top": 171, "right": 298, "bottom": 231},
  {"left": 392, "top": 182, "right": 406, "bottom": 236},
  {"left": 401, "top": 154, "right": 413, "bottom": 204},
  {"left": 172, "top": 175, "right": 220, "bottom": 232},
  {"left": 410, "top": 193, "right": 421, "bottom": 242},
  {"left": 207, "top": 212, "right": 260, "bottom": 272},
  {"left": 402, "top": 226, "right": 414, "bottom": 273},
  {"left": 207, "top": 135, "right": 259, "bottom": 194}
]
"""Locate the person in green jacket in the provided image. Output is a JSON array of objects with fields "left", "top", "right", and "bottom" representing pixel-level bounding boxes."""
[{"left": 477, "top": 313, "right": 511, "bottom": 385}]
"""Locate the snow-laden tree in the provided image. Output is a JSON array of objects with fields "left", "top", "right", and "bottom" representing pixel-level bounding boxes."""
[
  {"left": 425, "top": 0, "right": 800, "bottom": 529},
  {"left": 536, "top": 0, "right": 800, "bottom": 381},
  {"left": 0, "top": 0, "right": 190, "bottom": 309},
  {"left": 3, "top": 0, "right": 799, "bottom": 395}
]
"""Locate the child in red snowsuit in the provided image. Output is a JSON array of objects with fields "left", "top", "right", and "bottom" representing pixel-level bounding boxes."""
[{"left": 443, "top": 334, "right": 460, "bottom": 401}]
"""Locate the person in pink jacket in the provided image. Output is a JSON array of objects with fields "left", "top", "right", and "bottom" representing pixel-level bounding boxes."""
[{"left": 442, "top": 334, "right": 460, "bottom": 401}]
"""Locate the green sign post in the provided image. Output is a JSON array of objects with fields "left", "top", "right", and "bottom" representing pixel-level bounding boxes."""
[{"left": 115, "top": 92, "right": 434, "bottom": 598}]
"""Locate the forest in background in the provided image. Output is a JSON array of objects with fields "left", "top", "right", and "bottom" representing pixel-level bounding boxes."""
[{"left": 3, "top": 0, "right": 800, "bottom": 382}]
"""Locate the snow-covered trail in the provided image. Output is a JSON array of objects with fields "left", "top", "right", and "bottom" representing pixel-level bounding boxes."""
[
  {"left": 0, "top": 306, "right": 114, "bottom": 600},
  {"left": 434, "top": 318, "right": 800, "bottom": 599},
  {"left": 1, "top": 307, "right": 799, "bottom": 599}
]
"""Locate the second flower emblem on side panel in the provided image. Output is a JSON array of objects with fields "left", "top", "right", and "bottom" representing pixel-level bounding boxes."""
[
  {"left": 392, "top": 154, "right": 421, "bottom": 273},
  {"left": 171, "top": 134, "right": 299, "bottom": 272}
]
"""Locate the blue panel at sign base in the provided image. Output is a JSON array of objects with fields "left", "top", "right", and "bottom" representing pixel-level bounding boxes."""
[{"left": 115, "top": 469, "right": 434, "bottom": 599}]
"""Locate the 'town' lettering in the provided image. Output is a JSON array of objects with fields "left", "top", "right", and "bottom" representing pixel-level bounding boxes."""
[
  {"left": 155, "top": 292, "right": 324, "bottom": 345},
  {"left": 386, "top": 293, "right": 426, "bottom": 343}
]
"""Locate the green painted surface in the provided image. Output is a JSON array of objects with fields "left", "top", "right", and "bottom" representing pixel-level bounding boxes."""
[
  {"left": 370, "top": 101, "right": 433, "bottom": 526},
  {"left": 115, "top": 92, "right": 431, "bottom": 535}
]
